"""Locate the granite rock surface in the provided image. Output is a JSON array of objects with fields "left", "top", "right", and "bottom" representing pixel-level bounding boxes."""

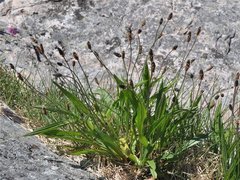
[
  {"left": 0, "top": 0, "right": 239, "bottom": 90},
  {"left": 0, "top": 105, "right": 97, "bottom": 179}
]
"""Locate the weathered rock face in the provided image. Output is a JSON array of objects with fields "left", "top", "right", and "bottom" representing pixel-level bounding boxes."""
[
  {"left": 0, "top": 112, "right": 96, "bottom": 180},
  {"left": 0, "top": 0, "right": 239, "bottom": 90}
]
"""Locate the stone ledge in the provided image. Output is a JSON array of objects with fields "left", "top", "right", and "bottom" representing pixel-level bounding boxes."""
[{"left": 0, "top": 113, "right": 98, "bottom": 180}]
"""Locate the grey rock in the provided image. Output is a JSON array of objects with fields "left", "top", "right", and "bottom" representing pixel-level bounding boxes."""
[
  {"left": 0, "top": 115, "right": 97, "bottom": 180},
  {"left": 0, "top": 0, "right": 239, "bottom": 91}
]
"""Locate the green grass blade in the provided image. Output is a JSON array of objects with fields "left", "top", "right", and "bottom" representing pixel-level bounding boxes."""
[
  {"left": 147, "top": 160, "right": 157, "bottom": 179},
  {"left": 53, "top": 82, "right": 90, "bottom": 115},
  {"left": 25, "top": 120, "right": 76, "bottom": 136},
  {"left": 135, "top": 102, "right": 147, "bottom": 136},
  {"left": 141, "top": 61, "right": 151, "bottom": 102}
]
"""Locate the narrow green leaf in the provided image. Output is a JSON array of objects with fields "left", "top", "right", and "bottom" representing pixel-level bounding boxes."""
[
  {"left": 141, "top": 61, "right": 151, "bottom": 101},
  {"left": 139, "top": 135, "right": 149, "bottom": 147},
  {"left": 180, "top": 139, "right": 200, "bottom": 152},
  {"left": 25, "top": 120, "right": 76, "bottom": 136},
  {"left": 135, "top": 102, "right": 147, "bottom": 136},
  {"left": 161, "top": 151, "right": 174, "bottom": 160},
  {"left": 70, "top": 149, "right": 108, "bottom": 155},
  {"left": 147, "top": 160, "right": 157, "bottom": 179},
  {"left": 54, "top": 82, "right": 90, "bottom": 115},
  {"left": 86, "top": 119, "right": 95, "bottom": 130},
  {"left": 113, "top": 74, "right": 125, "bottom": 87},
  {"left": 94, "top": 131, "right": 125, "bottom": 158},
  {"left": 129, "top": 154, "right": 141, "bottom": 166}
]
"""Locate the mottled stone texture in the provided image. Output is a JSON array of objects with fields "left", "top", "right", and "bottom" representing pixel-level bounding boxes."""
[
  {"left": 1, "top": 0, "right": 240, "bottom": 90},
  {"left": 0, "top": 114, "right": 97, "bottom": 180}
]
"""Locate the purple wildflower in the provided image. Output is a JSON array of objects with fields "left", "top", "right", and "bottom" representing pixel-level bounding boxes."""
[{"left": 6, "top": 25, "right": 19, "bottom": 36}]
